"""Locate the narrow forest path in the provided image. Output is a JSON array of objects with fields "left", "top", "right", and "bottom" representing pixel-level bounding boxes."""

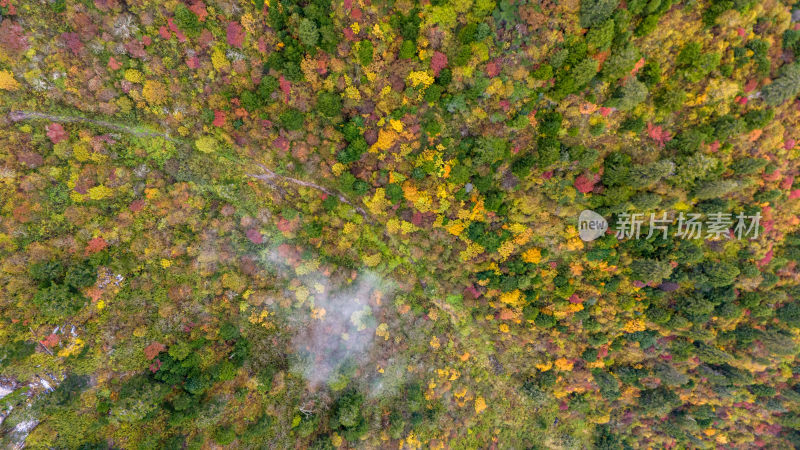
[
  {"left": 7, "top": 110, "right": 370, "bottom": 218},
  {"left": 8, "top": 110, "right": 182, "bottom": 142}
]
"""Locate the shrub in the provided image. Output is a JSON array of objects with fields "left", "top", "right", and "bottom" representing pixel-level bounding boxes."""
[
  {"left": 257, "top": 75, "right": 279, "bottom": 103},
  {"left": 337, "top": 138, "right": 367, "bottom": 163},
  {"left": 279, "top": 109, "right": 305, "bottom": 131},
  {"left": 532, "top": 64, "right": 553, "bottom": 80},
  {"left": 317, "top": 91, "right": 342, "bottom": 117},
  {"left": 356, "top": 40, "right": 374, "bottom": 65},
  {"left": 64, "top": 261, "right": 97, "bottom": 290},
  {"left": 174, "top": 4, "right": 202, "bottom": 38},
  {"left": 33, "top": 284, "right": 83, "bottom": 320},
  {"left": 399, "top": 40, "right": 416, "bottom": 59},
  {"left": 602, "top": 151, "right": 632, "bottom": 186}
]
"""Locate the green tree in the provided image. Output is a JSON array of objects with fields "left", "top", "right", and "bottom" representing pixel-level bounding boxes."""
[
  {"left": 631, "top": 259, "right": 673, "bottom": 282},
  {"left": 602, "top": 42, "right": 641, "bottom": 82},
  {"left": 298, "top": 18, "right": 319, "bottom": 48},
  {"left": 606, "top": 78, "right": 648, "bottom": 111},
  {"left": 586, "top": 19, "right": 615, "bottom": 51},
  {"left": 694, "top": 179, "right": 738, "bottom": 200},
  {"left": 701, "top": 261, "right": 740, "bottom": 287},
  {"left": 580, "top": 0, "right": 620, "bottom": 28},
  {"left": 762, "top": 63, "right": 800, "bottom": 106}
]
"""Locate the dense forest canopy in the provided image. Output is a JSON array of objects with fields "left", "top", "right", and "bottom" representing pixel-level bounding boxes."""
[{"left": 1, "top": 0, "right": 800, "bottom": 448}]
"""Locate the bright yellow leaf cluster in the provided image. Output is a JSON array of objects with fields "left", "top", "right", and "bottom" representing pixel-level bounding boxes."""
[
  {"left": 407, "top": 70, "right": 435, "bottom": 88},
  {"left": 497, "top": 240, "right": 516, "bottom": 260},
  {"left": 555, "top": 358, "right": 574, "bottom": 371},
  {"left": 0, "top": 70, "right": 20, "bottom": 90},
  {"left": 123, "top": 68, "right": 143, "bottom": 83},
  {"left": 459, "top": 241, "right": 484, "bottom": 261},
  {"left": 370, "top": 128, "right": 398, "bottom": 152},
  {"left": 211, "top": 48, "right": 229, "bottom": 71},
  {"left": 498, "top": 289, "right": 524, "bottom": 308},
  {"left": 446, "top": 221, "right": 465, "bottom": 236},
  {"left": 522, "top": 247, "right": 542, "bottom": 264},
  {"left": 345, "top": 86, "right": 361, "bottom": 100},
  {"left": 195, "top": 136, "right": 218, "bottom": 153},
  {"left": 624, "top": 319, "right": 647, "bottom": 333},
  {"left": 143, "top": 80, "right": 168, "bottom": 105},
  {"left": 363, "top": 188, "right": 390, "bottom": 216},
  {"left": 88, "top": 185, "right": 113, "bottom": 200},
  {"left": 474, "top": 396, "right": 487, "bottom": 414},
  {"left": 375, "top": 323, "right": 389, "bottom": 340}
]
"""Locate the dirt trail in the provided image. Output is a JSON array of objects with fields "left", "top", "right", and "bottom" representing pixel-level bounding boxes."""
[
  {"left": 8, "top": 110, "right": 368, "bottom": 218},
  {"left": 8, "top": 110, "right": 181, "bottom": 142}
]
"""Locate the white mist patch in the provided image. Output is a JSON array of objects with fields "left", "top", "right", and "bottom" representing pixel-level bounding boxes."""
[
  {"left": 259, "top": 248, "right": 394, "bottom": 390},
  {"left": 0, "top": 386, "right": 12, "bottom": 399}
]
